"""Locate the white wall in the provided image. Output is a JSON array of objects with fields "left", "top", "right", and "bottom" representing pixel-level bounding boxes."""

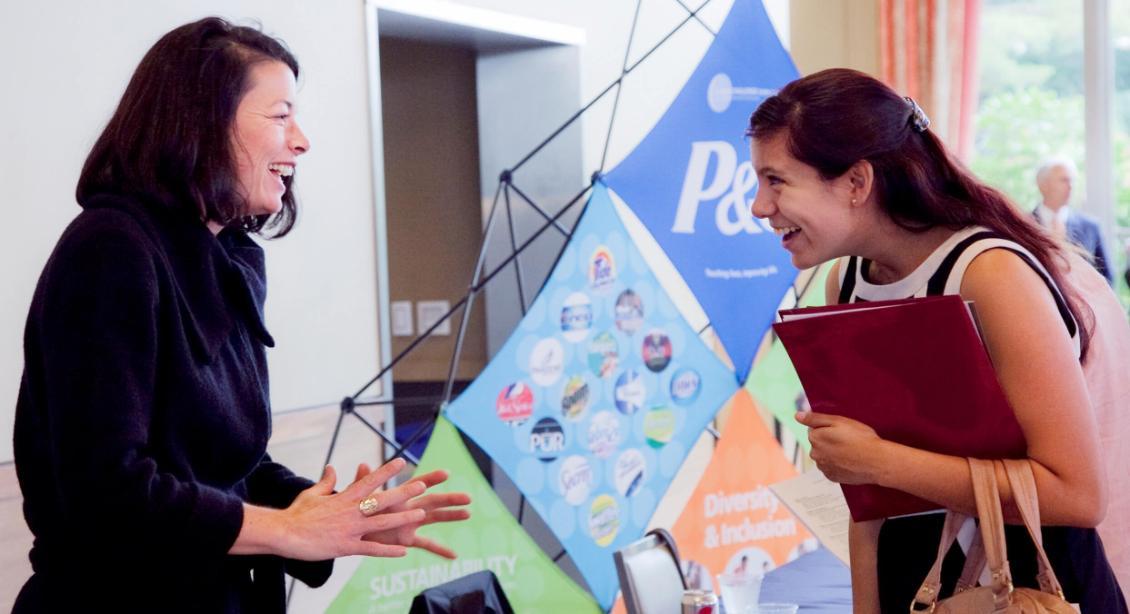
[
  {"left": 0, "top": 0, "right": 382, "bottom": 463},
  {"left": 447, "top": 0, "right": 787, "bottom": 172}
]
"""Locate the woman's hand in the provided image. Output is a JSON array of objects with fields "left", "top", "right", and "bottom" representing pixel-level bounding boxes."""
[
  {"left": 352, "top": 463, "right": 472, "bottom": 560},
  {"left": 235, "top": 457, "right": 442, "bottom": 561},
  {"left": 797, "top": 411, "right": 886, "bottom": 485}
]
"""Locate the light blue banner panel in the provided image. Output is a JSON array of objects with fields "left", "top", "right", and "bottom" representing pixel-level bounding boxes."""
[
  {"left": 445, "top": 183, "right": 737, "bottom": 609},
  {"left": 605, "top": 0, "right": 800, "bottom": 382}
]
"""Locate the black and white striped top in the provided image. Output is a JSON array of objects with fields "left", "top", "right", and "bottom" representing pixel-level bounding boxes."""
[{"left": 835, "top": 225, "right": 1080, "bottom": 359}]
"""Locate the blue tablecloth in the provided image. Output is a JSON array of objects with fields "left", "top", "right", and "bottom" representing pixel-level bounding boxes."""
[{"left": 758, "top": 547, "right": 852, "bottom": 613}]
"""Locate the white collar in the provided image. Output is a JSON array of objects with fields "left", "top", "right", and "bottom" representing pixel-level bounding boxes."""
[{"left": 1036, "top": 203, "right": 1071, "bottom": 225}]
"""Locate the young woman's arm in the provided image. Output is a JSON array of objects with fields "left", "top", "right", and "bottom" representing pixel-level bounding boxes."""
[
  {"left": 804, "top": 249, "right": 1106, "bottom": 527},
  {"left": 849, "top": 519, "right": 883, "bottom": 614},
  {"left": 824, "top": 259, "right": 883, "bottom": 613}
]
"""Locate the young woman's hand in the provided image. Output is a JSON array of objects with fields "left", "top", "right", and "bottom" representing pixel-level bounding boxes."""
[
  {"left": 797, "top": 411, "right": 886, "bottom": 485},
  {"left": 352, "top": 464, "right": 472, "bottom": 560}
]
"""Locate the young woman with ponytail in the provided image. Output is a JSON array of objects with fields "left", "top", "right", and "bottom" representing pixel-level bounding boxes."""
[{"left": 747, "top": 68, "right": 1127, "bottom": 613}]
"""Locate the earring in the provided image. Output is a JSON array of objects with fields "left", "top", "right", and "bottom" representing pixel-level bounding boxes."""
[{"left": 851, "top": 198, "right": 857, "bottom": 205}]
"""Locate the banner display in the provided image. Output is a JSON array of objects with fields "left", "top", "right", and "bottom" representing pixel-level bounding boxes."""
[
  {"left": 446, "top": 183, "right": 738, "bottom": 609},
  {"left": 669, "top": 389, "right": 815, "bottom": 592},
  {"left": 327, "top": 417, "right": 600, "bottom": 614},
  {"left": 604, "top": 0, "right": 800, "bottom": 382},
  {"left": 745, "top": 263, "right": 830, "bottom": 450}
]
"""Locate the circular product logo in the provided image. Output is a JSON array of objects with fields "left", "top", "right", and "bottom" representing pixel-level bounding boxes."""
[
  {"left": 614, "top": 289, "right": 644, "bottom": 335},
  {"left": 529, "top": 417, "right": 566, "bottom": 462},
  {"left": 588, "top": 494, "right": 621, "bottom": 547},
  {"left": 587, "top": 411, "right": 622, "bottom": 459},
  {"left": 495, "top": 382, "right": 534, "bottom": 426},
  {"left": 643, "top": 406, "right": 676, "bottom": 448},
  {"left": 589, "top": 246, "right": 617, "bottom": 293},
  {"left": 641, "top": 330, "right": 673, "bottom": 373},
  {"left": 614, "top": 368, "right": 646, "bottom": 415},
  {"left": 587, "top": 331, "right": 619, "bottom": 379},
  {"left": 560, "top": 375, "right": 591, "bottom": 422},
  {"left": 529, "top": 338, "right": 565, "bottom": 387},
  {"left": 669, "top": 368, "right": 702, "bottom": 406},
  {"left": 707, "top": 73, "right": 734, "bottom": 113},
  {"left": 558, "top": 455, "right": 593, "bottom": 506},
  {"left": 560, "top": 292, "right": 594, "bottom": 343},
  {"left": 614, "top": 449, "right": 647, "bottom": 498}
]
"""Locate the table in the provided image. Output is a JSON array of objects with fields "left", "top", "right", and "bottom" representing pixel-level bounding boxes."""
[{"left": 758, "top": 547, "right": 852, "bottom": 613}]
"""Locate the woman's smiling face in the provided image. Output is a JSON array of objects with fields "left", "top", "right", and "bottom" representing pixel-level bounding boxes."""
[
  {"left": 230, "top": 60, "right": 309, "bottom": 217},
  {"left": 749, "top": 133, "right": 859, "bottom": 269}
]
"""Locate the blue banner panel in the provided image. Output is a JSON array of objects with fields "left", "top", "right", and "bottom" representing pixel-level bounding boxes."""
[
  {"left": 605, "top": 0, "right": 800, "bottom": 381},
  {"left": 446, "top": 183, "right": 738, "bottom": 609}
]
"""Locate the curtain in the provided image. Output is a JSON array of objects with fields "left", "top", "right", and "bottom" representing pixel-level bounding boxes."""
[{"left": 880, "top": 0, "right": 981, "bottom": 161}]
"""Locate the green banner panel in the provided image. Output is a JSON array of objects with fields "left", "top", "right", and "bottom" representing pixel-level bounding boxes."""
[
  {"left": 327, "top": 417, "right": 602, "bottom": 614},
  {"left": 745, "top": 263, "right": 831, "bottom": 451}
]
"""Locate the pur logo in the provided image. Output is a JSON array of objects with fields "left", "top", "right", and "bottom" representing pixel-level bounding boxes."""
[{"left": 672, "top": 141, "right": 775, "bottom": 236}]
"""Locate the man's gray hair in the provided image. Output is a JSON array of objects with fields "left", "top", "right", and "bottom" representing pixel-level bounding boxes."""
[{"left": 1036, "top": 155, "right": 1078, "bottom": 183}]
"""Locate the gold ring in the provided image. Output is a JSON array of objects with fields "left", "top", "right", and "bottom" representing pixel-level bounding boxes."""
[{"left": 359, "top": 494, "right": 381, "bottom": 516}]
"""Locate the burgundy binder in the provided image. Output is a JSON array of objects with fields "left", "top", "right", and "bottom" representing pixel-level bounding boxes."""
[{"left": 773, "top": 294, "right": 1027, "bottom": 521}]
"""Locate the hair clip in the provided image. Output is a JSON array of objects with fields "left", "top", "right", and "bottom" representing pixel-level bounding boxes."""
[{"left": 904, "top": 96, "right": 930, "bottom": 132}]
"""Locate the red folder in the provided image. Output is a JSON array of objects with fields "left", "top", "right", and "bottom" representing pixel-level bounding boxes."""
[{"left": 772, "top": 294, "right": 1026, "bottom": 521}]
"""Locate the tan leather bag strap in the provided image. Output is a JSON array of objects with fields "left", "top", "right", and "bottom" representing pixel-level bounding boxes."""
[
  {"left": 969, "top": 458, "right": 1014, "bottom": 611},
  {"left": 911, "top": 510, "right": 971, "bottom": 610},
  {"left": 1000, "top": 459, "right": 1067, "bottom": 598},
  {"left": 951, "top": 461, "right": 1069, "bottom": 597},
  {"left": 954, "top": 519, "right": 987, "bottom": 592}
]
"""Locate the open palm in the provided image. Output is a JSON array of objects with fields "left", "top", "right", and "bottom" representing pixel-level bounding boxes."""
[{"left": 352, "top": 464, "right": 471, "bottom": 559}]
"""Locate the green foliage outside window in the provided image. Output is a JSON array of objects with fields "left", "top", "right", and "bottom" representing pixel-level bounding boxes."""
[
  {"left": 971, "top": 89, "right": 1086, "bottom": 211},
  {"left": 973, "top": 0, "right": 1130, "bottom": 302}
]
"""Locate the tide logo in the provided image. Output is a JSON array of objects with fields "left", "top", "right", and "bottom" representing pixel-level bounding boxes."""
[{"left": 671, "top": 141, "right": 777, "bottom": 237}]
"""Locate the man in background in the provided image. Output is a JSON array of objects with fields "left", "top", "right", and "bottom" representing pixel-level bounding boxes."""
[{"left": 1033, "top": 156, "right": 1113, "bottom": 284}]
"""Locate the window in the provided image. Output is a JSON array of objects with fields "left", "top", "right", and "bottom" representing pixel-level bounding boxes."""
[
  {"left": 1113, "top": 0, "right": 1130, "bottom": 290},
  {"left": 973, "top": 1, "right": 1085, "bottom": 216},
  {"left": 975, "top": 0, "right": 1130, "bottom": 300}
]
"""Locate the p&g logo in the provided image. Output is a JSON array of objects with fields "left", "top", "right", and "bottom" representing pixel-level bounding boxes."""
[{"left": 672, "top": 140, "right": 777, "bottom": 237}]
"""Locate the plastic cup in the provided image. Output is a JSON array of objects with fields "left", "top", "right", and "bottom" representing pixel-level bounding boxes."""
[
  {"left": 755, "top": 604, "right": 799, "bottom": 614},
  {"left": 717, "top": 572, "right": 763, "bottom": 614}
]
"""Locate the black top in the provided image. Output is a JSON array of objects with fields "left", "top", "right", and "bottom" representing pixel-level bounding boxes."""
[{"left": 13, "top": 192, "right": 332, "bottom": 613}]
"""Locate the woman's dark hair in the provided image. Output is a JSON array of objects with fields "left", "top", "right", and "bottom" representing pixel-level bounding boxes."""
[
  {"left": 77, "top": 17, "right": 299, "bottom": 237},
  {"left": 748, "top": 68, "right": 1091, "bottom": 358}
]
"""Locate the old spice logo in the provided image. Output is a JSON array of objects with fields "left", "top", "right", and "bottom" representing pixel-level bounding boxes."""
[{"left": 495, "top": 382, "right": 533, "bottom": 425}]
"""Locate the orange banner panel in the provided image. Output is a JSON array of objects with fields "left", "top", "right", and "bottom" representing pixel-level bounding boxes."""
[
  {"left": 673, "top": 389, "right": 814, "bottom": 593},
  {"left": 611, "top": 390, "right": 815, "bottom": 611}
]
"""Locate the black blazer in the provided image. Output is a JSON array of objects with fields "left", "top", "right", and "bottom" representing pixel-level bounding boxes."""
[{"left": 13, "top": 192, "right": 331, "bottom": 612}]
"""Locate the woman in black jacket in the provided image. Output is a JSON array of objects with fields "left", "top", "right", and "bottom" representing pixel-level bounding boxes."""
[{"left": 13, "top": 17, "right": 469, "bottom": 612}]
